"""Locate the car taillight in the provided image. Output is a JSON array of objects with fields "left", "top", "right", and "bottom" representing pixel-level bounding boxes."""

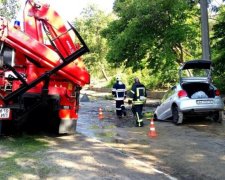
[
  {"left": 215, "top": 89, "right": 220, "bottom": 96},
  {"left": 178, "top": 90, "right": 187, "bottom": 98}
]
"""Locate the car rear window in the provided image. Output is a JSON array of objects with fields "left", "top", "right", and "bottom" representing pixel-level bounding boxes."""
[{"left": 181, "top": 69, "right": 210, "bottom": 78}]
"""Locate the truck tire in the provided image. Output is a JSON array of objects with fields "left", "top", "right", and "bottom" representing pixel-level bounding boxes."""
[
  {"left": 0, "top": 121, "right": 14, "bottom": 135},
  {"left": 47, "top": 111, "right": 78, "bottom": 135},
  {"left": 47, "top": 111, "right": 60, "bottom": 135}
]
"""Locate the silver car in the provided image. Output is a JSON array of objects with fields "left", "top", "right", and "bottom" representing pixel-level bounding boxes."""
[{"left": 154, "top": 60, "right": 224, "bottom": 124}]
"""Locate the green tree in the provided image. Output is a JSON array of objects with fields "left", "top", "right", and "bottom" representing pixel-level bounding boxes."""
[
  {"left": 211, "top": 5, "right": 225, "bottom": 92},
  {"left": 74, "top": 5, "right": 115, "bottom": 80},
  {"left": 0, "top": 0, "right": 20, "bottom": 20},
  {"left": 102, "top": 0, "right": 201, "bottom": 88}
]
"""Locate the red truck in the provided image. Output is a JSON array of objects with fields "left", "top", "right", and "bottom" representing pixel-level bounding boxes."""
[{"left": 0, "top": 0, "right": 90, "bottom": 135}]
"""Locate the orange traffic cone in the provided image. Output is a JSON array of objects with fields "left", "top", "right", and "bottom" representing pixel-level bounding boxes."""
[
  {"left": 147, "top": 118, "right": 157, "bottom": 138},
  {"left": 98, "top": 107, "right": 104, "bottom": 120}
]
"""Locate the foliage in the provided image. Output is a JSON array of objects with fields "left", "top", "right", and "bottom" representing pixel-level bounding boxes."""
[
  {"left": 73, "top": 1, "right": 225, "bottom": 92},
  {"left": 107, "top": 66, "right": 177, "bottom": 90},
  {"left": 73, "top": 5, "right": 115, "bottom": 79},
  {"left": 211, "top": 5, "right": 225, "bottom": 93},
  {"left": 0, "top": 0, "right": 20, "bottom": 20},
  {"left": 102, "top": 0, "right": 201, "bottom": 89}
]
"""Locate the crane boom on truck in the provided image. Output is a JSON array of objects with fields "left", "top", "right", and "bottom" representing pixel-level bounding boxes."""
[{"left": 0, "top": 0, "right": 90, "bottom": 135}]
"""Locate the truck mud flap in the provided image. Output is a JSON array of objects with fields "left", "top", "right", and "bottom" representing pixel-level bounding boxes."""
[{"left": 59, "top": 119, "right": 77, "bottom": 134}]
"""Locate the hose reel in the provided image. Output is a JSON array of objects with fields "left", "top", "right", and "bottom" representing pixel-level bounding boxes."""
[{"left": 0, "top": 43, "right": 15, "bottom": 68}]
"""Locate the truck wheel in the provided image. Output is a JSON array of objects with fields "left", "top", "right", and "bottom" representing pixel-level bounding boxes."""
[
  {"left": 172, "top": 106, "right": 183, "bottom": 125},
  {"left": 48, "top": 111, "right": 60, "bottom": 135},
  {"left": 0, "top": 121, "right": 13, "bottom": 135},
  {"left": 48, "top": 113, "right": 77, "bottom": 135}
]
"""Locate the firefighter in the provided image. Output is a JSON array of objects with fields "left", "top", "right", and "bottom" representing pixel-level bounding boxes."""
[
  {"left": 112, "top": 76, "right": 127, "bottom": 118},
  {"left": 128, "top": 77, "right": 147, "bottom": 127}
]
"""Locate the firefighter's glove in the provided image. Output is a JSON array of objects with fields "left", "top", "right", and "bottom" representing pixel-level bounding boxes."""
[{"left": 128, "top": 100, "right": 132, "bottom": 105}]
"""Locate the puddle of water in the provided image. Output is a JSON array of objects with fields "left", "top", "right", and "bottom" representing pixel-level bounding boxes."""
[
  {"left": 78, "top": 98, "right": 158, "bottom": 144},
  {"left": 95, "top": 131, "right": 118, "bottom": 142},
  {"left": 89, "top": 125, "right": 99, "bottom": 129}
]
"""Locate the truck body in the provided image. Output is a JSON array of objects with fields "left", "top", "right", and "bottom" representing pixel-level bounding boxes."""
[{"left": 0, "top": 0, "right": 90, "bottom": 134}]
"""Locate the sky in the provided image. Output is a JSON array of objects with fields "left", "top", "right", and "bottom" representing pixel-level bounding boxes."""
[{"left": 18, "top": 0, "right": 114, "bottom": 21}]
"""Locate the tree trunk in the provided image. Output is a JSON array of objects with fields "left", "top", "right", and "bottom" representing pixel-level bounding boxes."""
[
  {"left": 99, "top": 62, "right": 109, "bottom": 81},
  {"left": 177, "top": 43, "right": 184, "bottom": 64},
  {"left": 173, "top": 43, "right": 184, "bottom": 65}
]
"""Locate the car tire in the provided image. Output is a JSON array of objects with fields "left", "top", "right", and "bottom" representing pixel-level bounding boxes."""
[
  {"left": 0, "top": 121, "right": 2, "bottom": 135},
  {"left": 153, "top": 114, "right": 158, "bottom": 121},
  {"left": 212, "top": 111, "right": 223, "bottom": 123},
  {"left": 172, "top": 106, "right": 183, "bottom": 125}
]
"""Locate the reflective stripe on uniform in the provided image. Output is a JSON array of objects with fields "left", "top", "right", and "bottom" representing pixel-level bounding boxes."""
[
  {"left": 130, "top": 90, "right": 135, "bottom": 94},
  {"left": 133, "top": 100, "right": 144, "bottom": 105},
  {"left": 116, "top": 89, "right": 126, "bottom": 92},
  {"left": 136, "top": 112, "right": 139, "bottom": 120},
  {"left": 116, "top": 108, "right": 122, "bottom": 110},
  {"left": 136, "top": 87, "right": 145, "bottom": 97},
  {"left": 115, "top": 88, "right": 126, "bottom": 100},
  {"left": 115, "top": 97, "right": 125, "bottom": 100},
  {"left": 136, "top": 112, "right": 143, "bottom": 123}
]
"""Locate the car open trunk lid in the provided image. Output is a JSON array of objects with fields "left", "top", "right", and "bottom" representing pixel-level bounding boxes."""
[{"left": 179, "top": 60, "right": 212, "bottom": 84}]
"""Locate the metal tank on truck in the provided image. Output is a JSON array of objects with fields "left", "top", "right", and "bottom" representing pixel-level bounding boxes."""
[{"left": 0, "top": 0, "right": 90, "bottom": 135}]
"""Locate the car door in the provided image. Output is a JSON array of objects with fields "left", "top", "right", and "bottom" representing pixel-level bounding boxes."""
[
  {"left": 162, "top": 86, "right": 176, "bottom": 119},
  {"left": 157, "top": 87, "right": 175, "bottom": 120}
]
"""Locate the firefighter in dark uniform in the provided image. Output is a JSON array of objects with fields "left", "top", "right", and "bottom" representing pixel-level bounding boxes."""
[
  {"left": 128, "top": 77, "right": 147, "bottom": 127},
  {"left": 112, "top": 77, "right": 127, "bottom": 118}
]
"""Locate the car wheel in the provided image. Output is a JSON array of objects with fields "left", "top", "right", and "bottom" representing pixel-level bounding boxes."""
[
  {"left": 172, "top": 106, "right": 183, "bottom": 125},
  {"left": 212, "top": 111, "right": 223, "bottom": 123},
  {"left": 0, "top": 121, "right": 2, "bottom": 135},
  {"left": 153, "top": 114, "right": 158, "bottom": 121}
]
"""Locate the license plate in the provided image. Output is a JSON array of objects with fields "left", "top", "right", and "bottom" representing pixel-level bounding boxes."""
[
  {"left": 196, "top": 100, "right": 213, "bottom": 104},
  {"left": 0, "top": 108, "right": 10, "bottom": 119}
]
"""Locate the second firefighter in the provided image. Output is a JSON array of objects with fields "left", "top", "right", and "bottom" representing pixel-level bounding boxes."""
[{"left": 128, "top": 77, "right": 147, "bottom": 127}]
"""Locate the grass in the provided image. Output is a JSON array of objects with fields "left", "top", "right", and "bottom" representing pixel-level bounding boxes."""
[
  {"left": 0, "top": 135, "right": 55, "bottom": 179},
  {"left": 104, "top": 94, "right": 114, "bottom": 100},
  {"left": 143, "top": 112, "right": 154, "bottom": 119}
]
